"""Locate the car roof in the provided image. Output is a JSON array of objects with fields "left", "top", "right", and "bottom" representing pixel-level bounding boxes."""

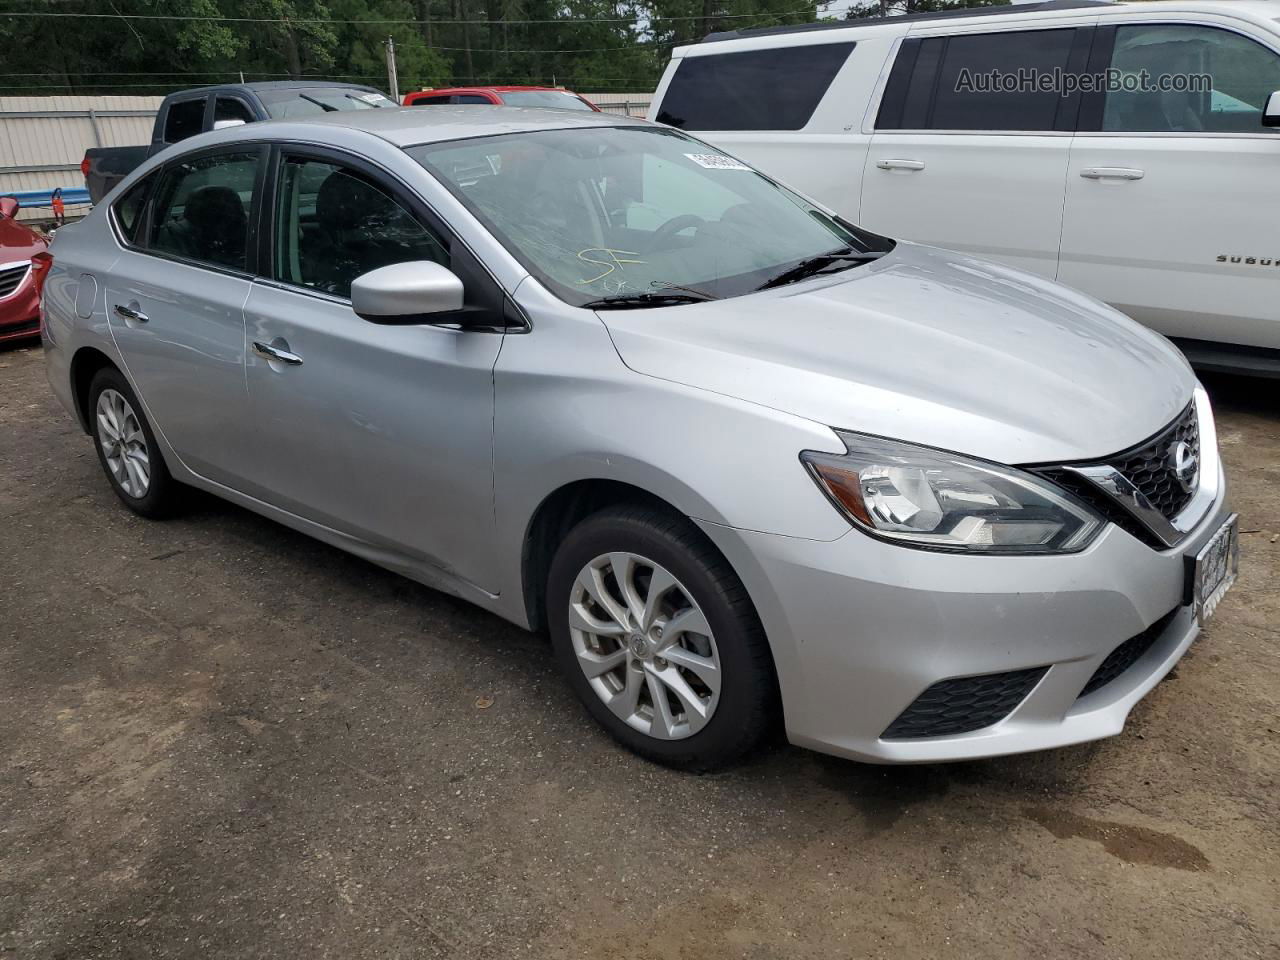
[
  {"left": 700, "top": 0, "right": 1280, "bottom": 43},
  {"left": 171, "top": 81, "right": 382, "bottom": 97},
  {"left": 285, "top": 104, "right": 646, "bottom": 147}
]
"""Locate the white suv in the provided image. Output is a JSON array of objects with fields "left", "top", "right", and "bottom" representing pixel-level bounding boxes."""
[{"left": 649, "top": 0, "right": 1280, "bottom": 376}]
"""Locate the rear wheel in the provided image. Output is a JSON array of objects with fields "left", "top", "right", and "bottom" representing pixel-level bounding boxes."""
[
  {"left": 547, "top": 504, "right": 775, "bottom": 771},
  {"left": 88, "top": 367, "right": 181, "bottom": 518}
]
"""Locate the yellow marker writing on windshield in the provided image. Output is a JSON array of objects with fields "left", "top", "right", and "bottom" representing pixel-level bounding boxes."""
[{"left": 577, "top": 248, "right": 645, "bottom": 285}]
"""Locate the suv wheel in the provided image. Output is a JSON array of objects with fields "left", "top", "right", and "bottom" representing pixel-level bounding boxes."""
[{"left": 547, "top": 504, "right": 775, "bottom": 771}]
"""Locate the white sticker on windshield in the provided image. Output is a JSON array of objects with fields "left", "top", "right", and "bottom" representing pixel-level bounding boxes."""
[
  {"left": 360, "top": 93, "right": 391, "bottom": 104},
  {"left": 684, "top": 153, "right": 750, "bottom": 171}
]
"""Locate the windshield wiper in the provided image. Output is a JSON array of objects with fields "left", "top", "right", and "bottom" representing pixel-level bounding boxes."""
[
  {"left": 648, "top": 281, "right": 720, "bottom": 300},
  {"left": 757, "top": 247, "right": 885, "bottom": 291},
  {"left": 299, "top": 93, "right": 338, "bottom": 112},
  {"left": 581, "top": 291, "right": 718, "bottom": 310}
]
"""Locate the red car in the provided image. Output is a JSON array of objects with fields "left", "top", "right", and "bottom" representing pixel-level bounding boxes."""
[
  {"left": 403, "top": 86, "right": 599, "bottom": 111},
  {"left": 0, "top": 197, "right": 52, "bottom": 344}
]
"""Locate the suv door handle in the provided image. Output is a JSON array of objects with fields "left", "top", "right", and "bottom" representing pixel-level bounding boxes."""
[
  {"left": 1080, "top": 167, "right": 1145, "bottom": 181},
  {"left": 253, "top": 340, "right": 303, "bottom": 365},
  {"left": 113, "top": 302, "right": 148, "bottom": 323},
  {"left": 876, "top": 159, "right": 926, "bottom": 171}
]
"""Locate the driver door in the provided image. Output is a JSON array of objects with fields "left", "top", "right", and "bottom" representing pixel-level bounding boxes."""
[{"left": 239, "top": 146, "right": 508, "bottom": 592}]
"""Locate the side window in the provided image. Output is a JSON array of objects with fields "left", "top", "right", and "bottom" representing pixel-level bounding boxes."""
[
  {"left": 655, "top": 43, "right": 855, "bottom": 131},
  {"left": 1101, "top": 25, "right": 1280, "bottom": 133},
  {"left": 214, "top": 97, "right": 255, "bottom": 126},
  {"left": 413, "top": 95, "right": 453, "bottom": 105},
  {"left": 113, "top": 173, "right": 155, "bottom": 245},
  {"left": 455, "top": 95, "right": 492, "bottom": 104},
  {"left": 163, "top": 98, "right": 206, "bottom": 143},
  {"left": 931, "top": 29, "right": 1077, "bottom": 131},
  {"left": 149, "top": 151, "right": 261, "bottom": 270},
  {"left": 273, "top": 157, "right": 449, "bottom": 299}
]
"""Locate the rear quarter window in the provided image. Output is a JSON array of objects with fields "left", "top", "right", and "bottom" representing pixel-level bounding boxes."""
[
  {"left": 656, "top": 42, "right": 855, "bottom": 131},
  {"left": 112, "top": 173, "right": 155, "bottom": 245},
  {"left": 163, "top": 98, "right": 206, "bottom": 143}
]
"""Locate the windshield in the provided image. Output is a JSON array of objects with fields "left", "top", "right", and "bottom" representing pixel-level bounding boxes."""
[
  {"left": 408, "top": 126, "right": 890, "bottom": 305},
  {"left": 499, "top": 91, "right": 595, "bottom": 111},
  {"left": 260, "top": 88, "right": 396, "bottom": 118}
]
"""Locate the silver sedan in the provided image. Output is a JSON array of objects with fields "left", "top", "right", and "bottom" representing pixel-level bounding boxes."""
[{"left": 41, "top": 108, "right": 1236, "bottom": 769}]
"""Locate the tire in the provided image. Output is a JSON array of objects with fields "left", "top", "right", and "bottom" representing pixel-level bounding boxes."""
[
  {"left": 87, "top": 366, "right": 182, "bottom": 518},
  {"left": 546, "top": 503, "right": 776, "bottom": 771}
]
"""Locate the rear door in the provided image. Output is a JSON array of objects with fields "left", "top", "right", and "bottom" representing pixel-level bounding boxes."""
[
  {"left": 1059, "top": 17, "right": 1280, "bottom": 349},
  {"left": 861, "top": 23, "right": 1094, "bottom": 278},
  {"left": 652, "top": 40, "right": 866, "bottom": 215},
  {"left": 104, "top": 146, "right": 264, "bottom": 487},
  {"left": 238, "top": 146, "right": 507, "bottom": 590}
]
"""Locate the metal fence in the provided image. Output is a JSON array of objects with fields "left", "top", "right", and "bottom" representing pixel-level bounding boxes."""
[{"left": 0, "top": 93, "right": 651, "bottom": 225}]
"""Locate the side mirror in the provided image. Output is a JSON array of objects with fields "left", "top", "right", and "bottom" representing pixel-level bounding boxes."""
[
  {"left": 351, "top": 261, "right": 465, "bottom": 325},
  {"left": 0, "top": 196, "right": 18, "bottom": 219},
  {"left": 1264, "top": 91, "right": 1280, "bottom": 128},
  {"left": 212, "top": 119, "right": 246, "bottom": 131}
]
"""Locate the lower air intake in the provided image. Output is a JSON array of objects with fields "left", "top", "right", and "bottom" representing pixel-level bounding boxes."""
[
  {"left": 1078, "top": 608, "right": 1178, "bottom": 699},
  {"left": 881, "top": 667, "right": 1048, "bottom": 740}
]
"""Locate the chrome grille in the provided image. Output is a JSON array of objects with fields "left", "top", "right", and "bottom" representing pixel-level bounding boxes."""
[
  {"left": 1034, "top": 401, "right": 1205, "bottom": 550},
  {"left": 1107, "top": 403, "right": 1199, "bottom": 521},
  {"left": 0, "top": 261, "right": 30, "bottom": 299}
]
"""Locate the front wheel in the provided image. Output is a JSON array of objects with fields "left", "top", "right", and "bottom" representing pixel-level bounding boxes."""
[{"left": 546, "top": 504, "right": 776, "bottom": 771}]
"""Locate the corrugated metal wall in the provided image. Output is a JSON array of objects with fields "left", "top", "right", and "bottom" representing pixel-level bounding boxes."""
[
  {"left": 582, "top": 93, "right": 652, "bottom": 117},
  {"left": 0, "top": 92, "right": 651, "bottom": 221},
  {"left": 0, "top": 96, "right": 160, "bottom": 221}
]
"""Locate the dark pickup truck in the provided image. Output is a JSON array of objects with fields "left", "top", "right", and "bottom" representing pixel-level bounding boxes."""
[{"left": 81, "top": 81, "right": 396, "bottom": 204}]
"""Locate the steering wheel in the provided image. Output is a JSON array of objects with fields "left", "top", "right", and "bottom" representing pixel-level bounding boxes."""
[{"left": 645, "top": 214, "right": 706, "bottom": 253}]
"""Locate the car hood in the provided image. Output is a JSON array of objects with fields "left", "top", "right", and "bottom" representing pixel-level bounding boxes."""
[
  {"left": 599, "top": 243, "right": 1195, "bottom": 465},
  {"left": 0, "top": 216, "right": 47, "bottom": 262}
]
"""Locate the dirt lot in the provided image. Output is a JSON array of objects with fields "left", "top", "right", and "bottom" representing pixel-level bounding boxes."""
[{"left": 1, "top": 340, "right": 1277, "bottom": 960}]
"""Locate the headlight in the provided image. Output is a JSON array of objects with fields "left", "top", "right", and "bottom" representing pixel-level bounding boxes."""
[{"left": 801, "top": 432, "right": 1103, "bottom": 554}]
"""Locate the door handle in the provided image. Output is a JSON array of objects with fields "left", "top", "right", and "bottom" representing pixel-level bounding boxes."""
[
  {"left": 876, "top": 159, "right": 926, "bottom": 171},
  {"left": 253, "top": 340, "right": 303, "bottom": 366},
  {"left": 1080, "top": 167, "right": 1145, "bottom": 181},
  {"left": 113, "top": 302, "right": 148, "bottom": 323}
]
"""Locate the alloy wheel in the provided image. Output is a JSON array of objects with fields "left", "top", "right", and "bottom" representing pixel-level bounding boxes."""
[
  {"left": 568, "top": 552, "right": 721, "bottom": 740},
  {"left": 96, "top": 388, "right": 150, "bottom": 499}
]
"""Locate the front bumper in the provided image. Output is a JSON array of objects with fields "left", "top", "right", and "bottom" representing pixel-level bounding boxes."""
[
  {"left": 0, "top": 274, "right": 40, "bottom": 342},
  {"left": 697, "top": 467, "right": 1231, "bottom": 764}
]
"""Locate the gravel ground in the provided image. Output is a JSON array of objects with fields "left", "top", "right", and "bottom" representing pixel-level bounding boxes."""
[{"left": 1, "top": 340, "right": 1277, "bottom": 959}]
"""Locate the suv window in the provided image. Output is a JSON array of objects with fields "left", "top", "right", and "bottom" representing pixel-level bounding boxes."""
[
  {"left": 273, "top": 156, "right": 449, "bottom": 298},
  {"left": 1100, "top": 24, "right": 1280, "bottom": 133},
  {"left": 163, "top": 98, "right": 205, "bottom": 143},
  {"left": 655, "top": 43, "right": 855, "bottom": 131},
  {"left": 878, "top": 29, "right": 1078, "bottom": 131},
  {"left": 149, "top": 151, "right": 261, "bottom": 271},
  {"left": 214, "top": 96, "right": 255, "bottom": 125},
  {"left": 113, "top": 173, "right": 154, "bottom": 245},
  {"left": 412, "top": 95, "right": 453, "bottom": 105},
  {"left": 455, "top": 94, "right": 492, "bottom": 104}
]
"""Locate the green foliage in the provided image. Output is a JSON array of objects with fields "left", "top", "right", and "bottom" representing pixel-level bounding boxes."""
[{"left": 0, "top": 0, "right": 822, "bottom": 96}]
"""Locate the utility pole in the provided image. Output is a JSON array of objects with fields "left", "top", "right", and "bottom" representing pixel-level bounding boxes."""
[{"left": 384, "top": 35, "right": 400, "bottom": 104}]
